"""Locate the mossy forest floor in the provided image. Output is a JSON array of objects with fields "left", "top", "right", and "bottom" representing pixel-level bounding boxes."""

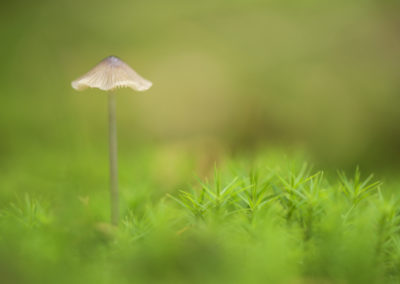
[{"left": 1, "top": 148, "right": 400, "bottom": 284}]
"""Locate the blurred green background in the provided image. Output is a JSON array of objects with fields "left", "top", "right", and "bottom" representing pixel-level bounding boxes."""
[
  {"left": 1, "top": 1, "right": 400, "bottom": 283},
  {"left": 1, "top": 0, "right": 400, "bottom": 172}
]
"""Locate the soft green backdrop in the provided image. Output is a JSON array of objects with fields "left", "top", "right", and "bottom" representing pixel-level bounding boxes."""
[
  {"left": 1, "top": 0, "right": 399, "bottom": 187},
  {"left": 1, "top": 1, "right": 400, "bottom": 284}
]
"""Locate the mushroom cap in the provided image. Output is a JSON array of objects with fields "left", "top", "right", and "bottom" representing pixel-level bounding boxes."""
[{"left": 71, "top": 56, "right": 152, "bottom": 92}]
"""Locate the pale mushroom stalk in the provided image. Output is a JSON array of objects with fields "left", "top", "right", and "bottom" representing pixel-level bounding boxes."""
[
  {"left": 72, "top": 56, "right": 152, "bottom": 226},
  {"left": 108, "top": 91, "right": 119, "bottom": 225}
]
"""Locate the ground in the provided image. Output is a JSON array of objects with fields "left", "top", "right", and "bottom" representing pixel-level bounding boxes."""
[{"left": 1, "top": 147, "right": 399, "bottom": 284}]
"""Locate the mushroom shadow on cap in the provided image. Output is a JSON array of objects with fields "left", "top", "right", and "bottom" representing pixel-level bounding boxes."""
[{"left": 71, "top": 56, "right": 153, "bottom": 92}]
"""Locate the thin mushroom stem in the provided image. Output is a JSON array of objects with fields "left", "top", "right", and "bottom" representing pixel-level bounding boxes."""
[{"left": 108, "top": 91, "right": 119, "bottom": 225}]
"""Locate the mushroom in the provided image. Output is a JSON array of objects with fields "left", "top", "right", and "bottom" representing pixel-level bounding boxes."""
[{"left": 71, "top": 55, "right": 152, "bottom": 225}]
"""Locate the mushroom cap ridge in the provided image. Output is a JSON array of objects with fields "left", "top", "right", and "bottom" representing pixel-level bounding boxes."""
[{"left": 71, "top": 56, "right": 152, "bottom": 92}]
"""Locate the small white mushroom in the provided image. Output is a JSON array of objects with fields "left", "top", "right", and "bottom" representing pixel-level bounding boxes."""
[{"left": 71, "top": 56, "right": 152, "bottom": 226}]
